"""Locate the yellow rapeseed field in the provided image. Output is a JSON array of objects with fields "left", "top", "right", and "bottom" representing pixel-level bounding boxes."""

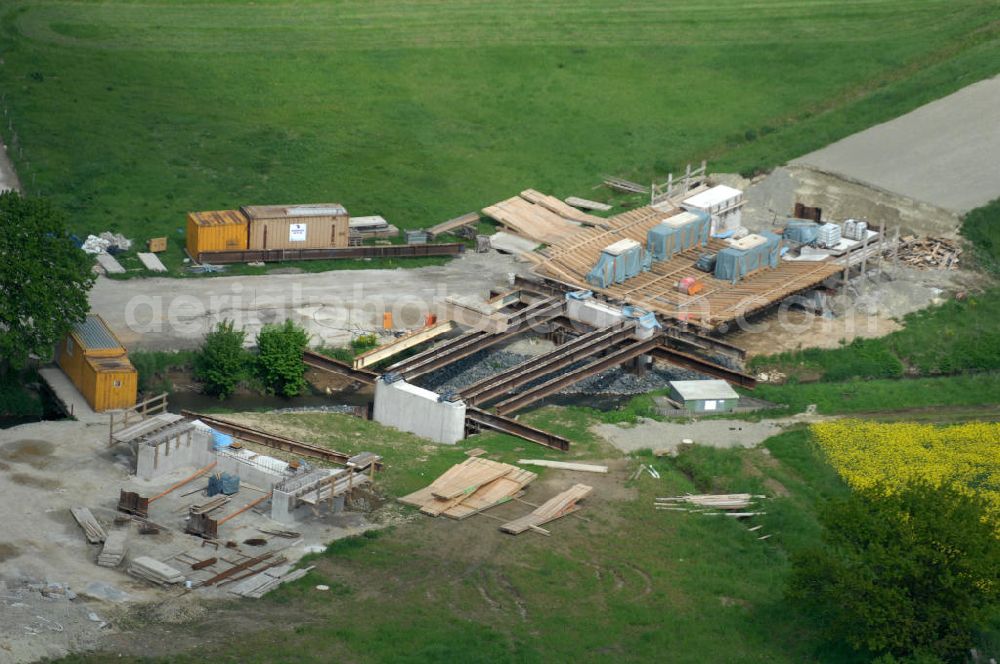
[{"left": 812, "top": 420, "right": 1000, "bottom": 528}]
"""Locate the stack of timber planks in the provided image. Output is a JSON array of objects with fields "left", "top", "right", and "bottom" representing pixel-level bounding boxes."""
[
  {"left": 519, "top": 189, "right": 609, "bottom": 228},
  {"left": 97, "top": 530, "right": 128, "bottom": 567},
  {"left": 70, "top": 507, "right": 107, "bottom": 544},
  {"left": 500, "top": 484, "right": 593, "bottom": 535},
  {"left": 399, "top": 457, "right": 537, "bottom": 519},
  {"left": 483, "top": 189, "right": 611, "bottom": 245},
  {"left": 128, "top": 556, "right": 185, "bottom": 586},
  {"left": 654, "top": 493, "right": 762, "bottom": 511},
  {"left": 188, "top": 495, "right": 230, "bottom": 515},
  {"left": 228, "top": 563, "right": 315, "bottom": 599}
]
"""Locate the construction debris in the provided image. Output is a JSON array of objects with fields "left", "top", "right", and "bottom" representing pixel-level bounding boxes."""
[
  {"left": 517, "top": 459, "right": 608, "bottom": 473},
  {"left": 70, "top": 507, "right": 107, "bottom": 544},
  {"left": 128, "top": 556, "right": 185, "bottom": 586},
  {"left": 893, "top": 235, "right": 962, "bottom": 269},
  {"left": 565, "top": 196, "right": 612, "bottom": 212},
  {"left": 399, "top": 457, "right": 537, "bottom": 519},
  {"left": 81, "top": 232, "right": 132, "bottom": 254},
  {"left": 500, "top": 484, "right": 593, "bottom": 535},
  {"left": 97, "top": 530, "right": 127, "bottom": 568}
]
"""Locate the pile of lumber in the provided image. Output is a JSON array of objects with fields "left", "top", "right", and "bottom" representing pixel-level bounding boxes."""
[
  {"left": 483, "top": 189, "right": 610, "bottom": 245},
  {"left": 500, "top": 484, "right": 593, "bottom": 535},
  {"left": 654, "top": 493, "right": 763, "bottom": 512},
  {"left": 188, "top": 495, "right": 230, "bottom": 515},
  {"left": 228, "top": 563, "right": 315, "bottom": 599},
  {"left": 399, "top": 457, "right": 537, "bottom": 519},
  {"left": 894, "top": 236, "right": 961, "bottom": 270},
  {"left": 519, "top": 189, "right": 609, "bottom": 228},
  {"left": 97, "top": 530, "right": 127, "bottom": 567},
  {"left": 349, "top": 215, "right": 399, "bottom": 238},
  {"left": 483, "top": 196, "right": 581, "bottom": 245},
  {"left": 70, "top": 507, "right": 107, "bottom": 544},
  {"left": 128, "top": 556, "right": 185, "bottom": 586}
]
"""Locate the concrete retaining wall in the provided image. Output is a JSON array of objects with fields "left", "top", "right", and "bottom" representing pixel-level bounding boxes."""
[
  {"left": 136, "top": 428, "right": 289, "bottom": 490},
  {"left": 373, "top": 378, "right": 466, "bottom": 444},
  {"left": 136, "top": 429, "right": 214, "bottom": 480}
]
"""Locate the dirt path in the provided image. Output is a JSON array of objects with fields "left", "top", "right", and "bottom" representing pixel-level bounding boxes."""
[
  {"left": 593, "top": 419, "right": 786, "bottom": 454},
  {"left": 0, "top": 135, "right": 22, "bottom": 193},
  {"left": 792, "top": 74, "right": 1000, "bottom": 213}
]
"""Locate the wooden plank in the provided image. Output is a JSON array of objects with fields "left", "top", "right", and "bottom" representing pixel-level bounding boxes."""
[
  {"left": 429, "top": 458, "right": 515, "bottom": 500},
  {"left": 500, "top": 484, "right": 593, "bottom": 535},
  {"left": 427, "top": 212, "right": 479, "bottom": 239},
  {"left": 565, "top": 196, "right": 612, "bottom": 212},
  {"left": 352, "top": 321, "right": 455, "bottom": 369},
  {"left": 516, "top": 460, "right": 608, "bottom": 473},
  {"left": 70, "top": 507, "right": 107, "bottom": 544}
]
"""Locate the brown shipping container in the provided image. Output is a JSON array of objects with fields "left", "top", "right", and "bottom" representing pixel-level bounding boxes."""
[
  {"left": 56, "top": 315, "right": 137, "bottom": 412},
  {"left": 243, "top": 204, "right": 350, "bottom": 250},
  {"left": 186, "top": 210, "right": 249, "bottom": 257}
]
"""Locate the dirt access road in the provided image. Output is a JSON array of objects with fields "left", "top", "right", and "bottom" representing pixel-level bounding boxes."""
[
  {"left": 88, "top": 252, "right": 526, "bottom": 351},
  {"left": 792, "top": 74, "right": 1000, "bottom": 213}
]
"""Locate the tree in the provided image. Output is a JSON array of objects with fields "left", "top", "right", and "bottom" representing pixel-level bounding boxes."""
[
  {"left": 788, "top": 482, "right": 1000, "bottom": 662},
  {"left": 194, "top": 320, "right": 248, "bottom": 399},
  {"left": 0, "top": 192, "right": 95, "bottom": 372},
  {"left": 255, "top": 320, "right": 309, "bottom": 397}
]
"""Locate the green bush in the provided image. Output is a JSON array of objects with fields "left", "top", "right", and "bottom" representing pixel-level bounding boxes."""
[
  {"left": 256, "top": 320, "right": 310, "bottom": 397},
  {"left": 961, "top": 197, "right": 1000, "bottom": 274},
  {"left": 0, "top": 369, "right": 43, "bottom": 417},
  {"left": 789, "top": 483, "right": 1000, "bottom": 661},
  {"left": 131, "top": 350, "right": 196, "bottom": 394},
  {"left": 351, "top": 334, "right": 379, "bottom": 353},
  {"left": 194, "top": 320, "right": 249, "bottom": 399}
]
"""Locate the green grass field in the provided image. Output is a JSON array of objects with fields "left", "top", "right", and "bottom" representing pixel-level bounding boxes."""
[{"left": 1, "top": 1, "right": 999, "bottom": 273}]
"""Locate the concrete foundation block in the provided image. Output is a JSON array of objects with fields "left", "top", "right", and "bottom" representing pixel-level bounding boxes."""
[{"left": 373, "top": 378, "right": 466, "bottom": 444}]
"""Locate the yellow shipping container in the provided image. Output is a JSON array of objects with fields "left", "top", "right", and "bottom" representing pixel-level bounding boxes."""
[
  {"left": 81, "top": 356, "right": 138, "bottom": 412},
  {"left": 186, "top": 210, "right": 249, "bottom": 257},
  {"left": 56, "top": 315, "right": 137, "bottom": 412}
]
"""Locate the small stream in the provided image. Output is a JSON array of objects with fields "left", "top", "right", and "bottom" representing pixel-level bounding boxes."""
[{"left": 166, "top": 387, "right": 373, "bottom": 414}]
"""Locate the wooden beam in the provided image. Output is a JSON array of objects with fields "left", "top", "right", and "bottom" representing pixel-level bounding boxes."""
[{"left": 352, "top": 320, "right": 455, "bottom": 369}]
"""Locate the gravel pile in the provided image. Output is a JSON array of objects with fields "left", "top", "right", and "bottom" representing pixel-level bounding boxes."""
[
  {"left": 267, "top": 405, "right": 361, "bottom": 415},
  {"left": 420, "top": 347, "right": 709, "bottom": 398}
]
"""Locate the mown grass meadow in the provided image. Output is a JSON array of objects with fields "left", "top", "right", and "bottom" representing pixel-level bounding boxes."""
[{"left": 1, "top": 1, "right": 998, "bottom": 273}]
